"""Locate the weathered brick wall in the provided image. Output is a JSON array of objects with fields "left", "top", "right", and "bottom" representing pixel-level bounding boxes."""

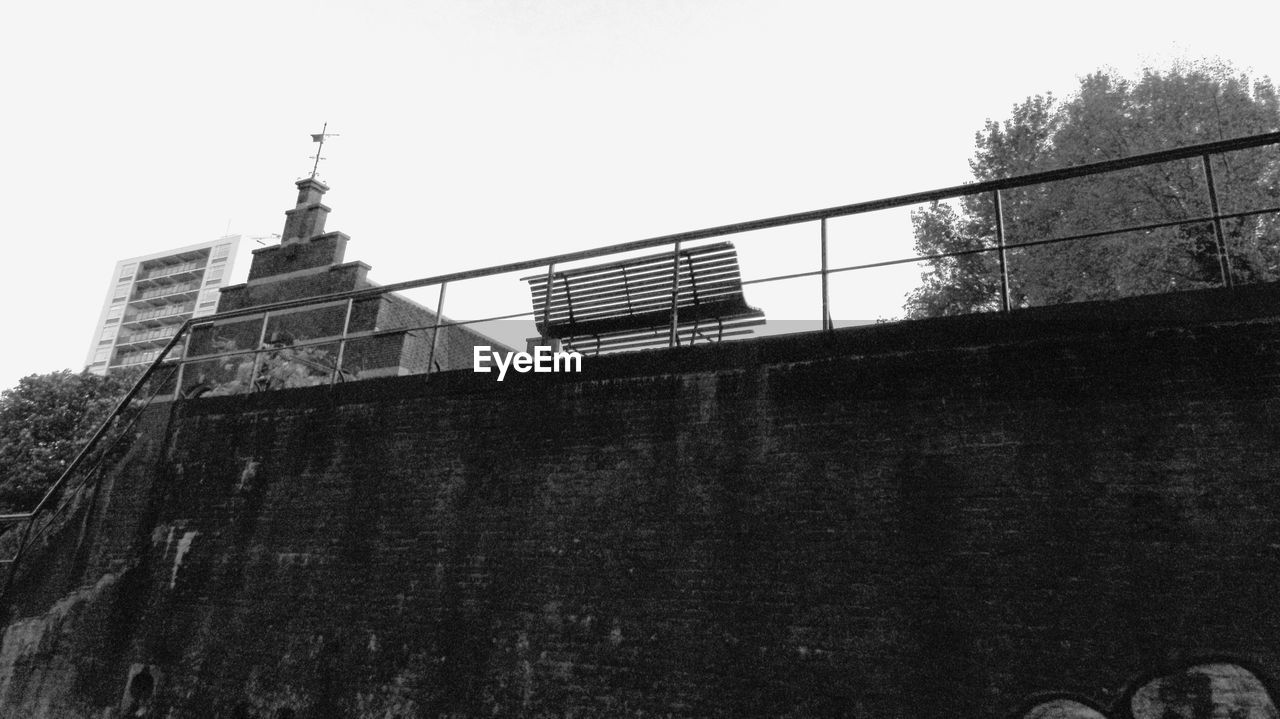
[
  {"left": 246, "top": 233, "right": 350, "bottom": 282},
  {"left": 4, "top": 284, "right": 1280, "bottom": 718},
  {"left": 219, "top": 263, "right": 371, "bottom": 312}
]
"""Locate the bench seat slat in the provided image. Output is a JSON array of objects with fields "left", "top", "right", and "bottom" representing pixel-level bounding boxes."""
[
  {"left": 539, "top": 296, "right": 752, "bottom": 329},
  {"left": 540, "top": 298, "right": 760, "bottom": 339},
  {"left": 561, "top": 316, "right": 766, "bottom": 355}
]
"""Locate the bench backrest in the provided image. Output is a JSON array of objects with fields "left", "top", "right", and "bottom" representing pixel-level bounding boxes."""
[{"left": 524, "top": 241, "right": 764, "bottom": 353}]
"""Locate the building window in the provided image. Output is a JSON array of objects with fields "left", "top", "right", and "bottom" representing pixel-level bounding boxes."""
[
  {"left": 101, "top": 326, "right": 118, "bottom": 341},
  {"left": 94, "top": 348, "right": 111, "bottom": 363},
  {"left": 213, "top": 243, "right": 231, "bottom": 259},
  {"left": 120, "top": 263, "right": 137, "bottom": 278},
  {"left": 107, "top": 305, "right": 123, "bottom": 319},
  {"left": 206, "top": 266, "right": 224, "bottom": 281}
]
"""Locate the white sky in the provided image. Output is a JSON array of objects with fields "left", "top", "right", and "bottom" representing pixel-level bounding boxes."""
[{"left": 1, "top": 0, "right": 1277, "bottom": 391}]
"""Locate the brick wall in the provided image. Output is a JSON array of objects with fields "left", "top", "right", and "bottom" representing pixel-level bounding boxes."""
[
  {"left": 4, "top": 284, "right": 1280, "bottom": 718},
  {"left": 218, "top": 264, "right": 371, "bottom": 312},
  {"left": 246, "top": 233, "right": 350, "bottom": 282}
]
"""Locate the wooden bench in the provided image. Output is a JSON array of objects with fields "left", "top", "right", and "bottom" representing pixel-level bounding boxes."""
[{"left": 524, "top": 241, "right": 765, "bottom": 355}]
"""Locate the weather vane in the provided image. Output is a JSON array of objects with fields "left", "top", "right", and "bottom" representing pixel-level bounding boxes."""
[{"left": 309, "top": 122, "right": 340, "bottom": 179}]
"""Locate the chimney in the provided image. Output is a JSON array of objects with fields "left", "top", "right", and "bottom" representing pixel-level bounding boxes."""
[{"left": 280, "top": 177, "right": 331, "bottom": 244}]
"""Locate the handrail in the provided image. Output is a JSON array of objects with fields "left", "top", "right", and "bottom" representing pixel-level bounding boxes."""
[
  {"left": 0, "top": 330, "right": 189, "bottom": 604},
  {"left": 170, "top": 131, "right": 1280, "bottom": 328},
  {"left": 123, "top": 136, "right": 1268, "bottom": 331}
]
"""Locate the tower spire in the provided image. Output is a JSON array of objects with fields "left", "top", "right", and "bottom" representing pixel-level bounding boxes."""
[{"left": 309, "top": 123, "right": 340, "bottom": 179}]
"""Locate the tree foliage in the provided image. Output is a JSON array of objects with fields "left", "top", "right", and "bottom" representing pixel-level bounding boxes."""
[
  {"left": 905, "top": 61, "right": 1280, "bottom": 318},
  {"left": 0, "top": 369, "right": 140, "bottom": 514}
]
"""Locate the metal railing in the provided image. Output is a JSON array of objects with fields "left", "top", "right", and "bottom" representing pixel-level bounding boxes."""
[
  {"left": 120, "top": 327, "right": 180, "bottom": 345},
  {"left": 136, "top": 260, "right": 204, "bottom": 281},
  {"left": 3, "top": 131, "right": 1279, "bottom": 604},
  {"left": 0, "top": 358, "right": 181, "bottom": 607},
  {"left": 135, "top": 282, "right": 199, "bottom": 301},
  {"left": 126, "top": 305, "right": 192, "bottom": 323}
]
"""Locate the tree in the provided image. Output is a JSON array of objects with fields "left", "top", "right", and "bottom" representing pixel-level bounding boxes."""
[
  {"left": 0, "top": 369, "right": 141, "bottom": 514},
  {"left": 905, "top": 61, "right": 1280, "bottom": 318}
]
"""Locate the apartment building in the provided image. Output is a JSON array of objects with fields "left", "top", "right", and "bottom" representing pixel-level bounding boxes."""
[{"left": 85, "top": 237, "right": 240, "bottom": 375}]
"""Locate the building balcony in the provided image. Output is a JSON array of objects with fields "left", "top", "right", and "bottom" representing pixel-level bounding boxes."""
[
  {"left": 110, "top": 345, "right": 182, "bottom": 369},
  {"left": 122, "top": 305, "right": 193, "bottom": 329},
  {"left": 130, "top": 284, "right": 200, "bottom": 307},
  {"left": 117, "top": 327, "right": 180, "bottom": 349},
  {"left": 133, "top": 266, "right": 205, "bottom": 287}
]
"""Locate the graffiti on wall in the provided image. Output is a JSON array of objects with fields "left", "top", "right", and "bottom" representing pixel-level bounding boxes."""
[{"left": 1015, "top": 658, "right": 1278, "bottom": 719}]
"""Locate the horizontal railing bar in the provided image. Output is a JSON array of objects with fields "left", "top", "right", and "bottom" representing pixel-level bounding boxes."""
[
  {"left": 341, "top": 309, "right": 538, "bottom": 337},
  {"left": 741, "top": 204, "right": 1280, "bottom": 285},
  {"left": 184, "top": 310, "right": 542, "bottom": 367},
  {"left": 1211, "top": 204, "right": 1280, "bottom": 224},
  {"left": 183, "top": 346, "right": 271, "bottom": 364},
  {"left": 995, "top": 204, "right": 1280, "bottom": 253},
  {"left": 740, "top": 269, "right": 826, "bottom": 287},
  {"left": 434, "top": 309, "right": 536, "bottom": 327},
  {"left": 188, "top": 337, "right": 344, "bottom": 362}
]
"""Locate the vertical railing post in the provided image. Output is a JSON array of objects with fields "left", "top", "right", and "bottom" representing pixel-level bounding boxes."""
[
  {"left": 173, "top": 325, "right": 193, "bottom": 398},
  {"left": 332, "top": 298, "right": 354, "bottom": 384},
  {"left": 992, "top": 190, "right": 1012, "bottom": 312},
  {"left": 249, "top": 312, "right": 271, "bottom": 393},
  {"left": 542, "top": 263, "right": 559, "bottom": 351},
  {"left": 821, "top": 218, "right": 832, "bottom": 331},
  {"left": 426, "top": 282, "right": 447, "bottom": 375},
  {"left": 669, "top": 241, "right": 682, "bottom": 347},
  {"left": 542, "top": 263, "right": 556, "bottom": 327},
  {"left": 1201, "top": 154, "right": 1234, "bottom": 288}
]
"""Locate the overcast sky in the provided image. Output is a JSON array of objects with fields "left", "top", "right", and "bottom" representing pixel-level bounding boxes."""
[{"left": 1, "top": 0, "right": 1277, "bottom": 392}]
